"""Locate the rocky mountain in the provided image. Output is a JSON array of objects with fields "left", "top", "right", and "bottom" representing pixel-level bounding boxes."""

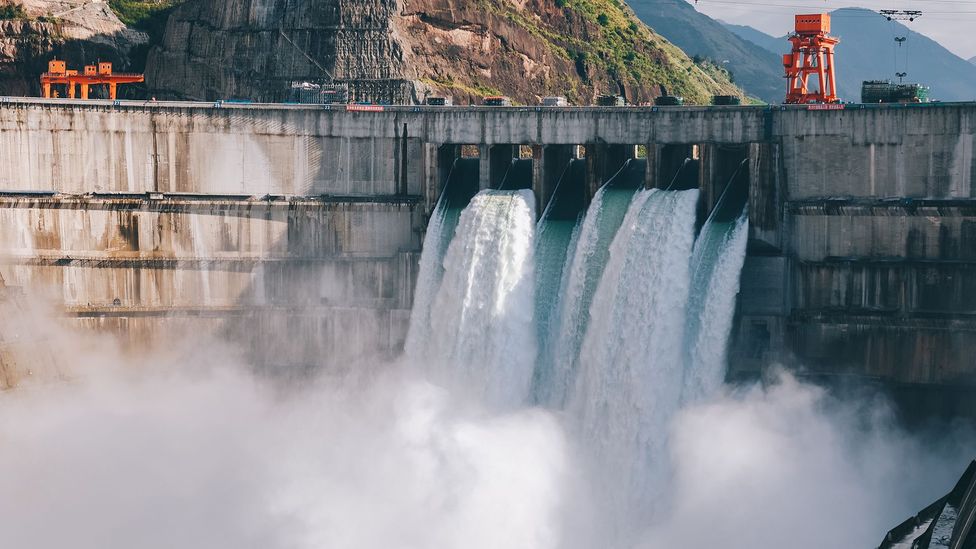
[
  {"left": 145, "top": 0, "right": 740, "bottom": 105},
  {"left": 625, "top": 0, "right": 783, "bottom": 103},
  {"left": 724, "top": 8, "right": 976, "bottom": 103},
  {"left": 0, "top": 0, "right": 154, "bottom": 96}
]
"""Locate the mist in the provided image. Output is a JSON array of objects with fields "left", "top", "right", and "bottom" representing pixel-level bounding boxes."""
[
  {"left": 642, "top": 372, "right": 974, "bottom": 548},
  {"left": 0, "top": 355, "right": 575, "bottom": 549},
  {"left": 0, "top": 305, "right": 971, "bottom": 549}
]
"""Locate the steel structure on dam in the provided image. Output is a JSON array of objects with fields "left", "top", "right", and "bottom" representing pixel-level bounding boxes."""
[{"left": 0, "top": 97, "right": 973, "bottom": 410}]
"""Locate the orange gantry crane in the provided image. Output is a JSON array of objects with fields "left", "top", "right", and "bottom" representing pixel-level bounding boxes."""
[
  {"left": 783, "top": 14, "right": 840, "bottom": 104},
  {"left": 40, "top": 60, "right": 144, "bottom": 100}
]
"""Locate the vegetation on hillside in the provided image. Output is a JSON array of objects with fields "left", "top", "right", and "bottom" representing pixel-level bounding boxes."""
[
  {"left": 108, "top": 0, "right": 181, "bottom": 27},
  {"left": 0, "top": 2, "right": 28, "bottom": 20},
  {"left": 420, "top": 77, "right": 505, "bottom": 101},
  {"left": 109, "top": 0, "right": 184, "bottom": 48},
  {"left": 471, "top": 0, "right": 738, "bottom": 104},
  {"left": 108, "top": 0, "right": 184, "bottom": 73}
]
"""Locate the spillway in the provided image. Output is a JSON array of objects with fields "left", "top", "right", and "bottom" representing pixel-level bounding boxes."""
[
  {"left": 404, "top": 159, "right": 479, "bottom": 358},
  {"left": 532, "top": 159, "right": 586, "bottom": 404},
  {"left": 682, "top": 165, "right": 750, "bottom": 404},
  {"left": 538, "top": 159, "right": 645, "bottom": 409},
  {"left": 570, "top": 188, "right": 700, "bottom": 540},
  {"left": 404, "top": 153, "right": 752, "bottom": 543},
  {"left": 409, "top": 189, "right": 538, "bottom": 410}
]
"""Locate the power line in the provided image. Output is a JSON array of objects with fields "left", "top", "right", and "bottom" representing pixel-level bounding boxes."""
[{"left": 694, "top": 0, "right": 976, "bottom": 14}]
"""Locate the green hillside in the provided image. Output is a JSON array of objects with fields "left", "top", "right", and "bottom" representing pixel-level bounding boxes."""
[{"left": 435, "top": 0, "right": 745, "bottom": 104}]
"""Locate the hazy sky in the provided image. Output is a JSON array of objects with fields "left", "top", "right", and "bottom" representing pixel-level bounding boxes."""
[{"left": 686, "top": 0, "right": 976, "bottom": 59}]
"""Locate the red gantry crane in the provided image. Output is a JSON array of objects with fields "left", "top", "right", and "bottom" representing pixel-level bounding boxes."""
[
  {"left": 783, "top": 14, "right": 840, "bottom": 104},
  {"left": 40, "top": 60, "right": 144, "bottom": 100}
]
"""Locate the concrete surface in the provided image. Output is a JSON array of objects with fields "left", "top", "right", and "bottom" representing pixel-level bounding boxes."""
[{"left": 0, "top": 98, "right": 973, "bottom": 398}]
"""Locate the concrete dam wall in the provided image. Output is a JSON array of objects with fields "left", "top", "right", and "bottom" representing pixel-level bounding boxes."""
[
  {"left": 0, "top": 99, "right": 973, "bottom": 404},
  {"left": 0, "top": 100, "right": 425, "bottom": 373}
]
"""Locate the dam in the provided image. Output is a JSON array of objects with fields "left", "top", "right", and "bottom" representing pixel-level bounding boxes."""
[{"left": 0, "top": 98, "right": 973, "bottom": 414}]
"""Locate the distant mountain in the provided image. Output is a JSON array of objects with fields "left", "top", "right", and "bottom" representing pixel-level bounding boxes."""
[
  {"left": 627, "top": 0, "right": 784, "bottom": 103},
  {"left": 724, "top": 8, "right": 976, "bottom": 102},
  {"left": 720, "top": 21, "right": 786, "bottom": 57},
  {"left": 969, "top": 56, "right": 976, "bottom": 66}
]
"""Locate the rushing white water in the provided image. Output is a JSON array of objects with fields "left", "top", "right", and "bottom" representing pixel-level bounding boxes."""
[
  {"left": 540, "top": 184, "right": 639, "bottom": 408},
  {"left": 929, "top": 504, "right": 958, "bottom": 548},
  {"left": 532, "top": 161, "right": 586, "bottom": 405},
  {"left": 403, "top": 168, "right": 788, "bottom": 546},
  {"left": 404, "top": 194, "right": 452, "bottom": 357},
  {"left": 412, "top": 190, "right": 538, "bottom": 409},
  {"left": 533, "top": 218, "right": 582, "bottom": 395},
  {"left": 569, "top": 188, "right": 700, "bottom": 541},
  {"left": 405, "top": 160, "right": 479, "bottom": 358},
  {"left": 681, "top": 209, "right": 749, "bottom": 404}
]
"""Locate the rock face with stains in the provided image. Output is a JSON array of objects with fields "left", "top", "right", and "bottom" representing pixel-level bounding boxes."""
[{"left": 145, "top": 0, "right": 740, "bottom": 105}]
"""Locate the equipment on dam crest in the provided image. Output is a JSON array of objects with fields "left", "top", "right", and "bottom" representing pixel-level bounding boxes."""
[
  {"left": 712, "top": 95, "right": 741, "bottom": 106},
  {"left": 655, "top": 95, "right": 684, "bottom": 106},
  {"left": 597, "top": 94, "right": 626, "bottom": 106},
  {"left": 285, "top": 81, "right": 349, "bottom": 104},
  {"left": 861, "top": 80, "right": 930, "bottom": 103},
  {"left": 783, "top": 14, "right": 840, "bottom": 104},
  {"left": 40, "top": 60, "right": 144, "bottom": 100},
  {"left": 542, "top": 96, "right": 569, "bottom": 107},
  {"left": 483, "top": 96, "right": 512, "bottom": 106}
]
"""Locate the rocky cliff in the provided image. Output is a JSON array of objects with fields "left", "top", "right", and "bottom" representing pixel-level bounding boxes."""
[{"left": 146, "top": 0, "right": 740, "bottom": 105}]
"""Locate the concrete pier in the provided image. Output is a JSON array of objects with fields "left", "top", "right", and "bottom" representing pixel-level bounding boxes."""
[
  {"left": 0, "top": 98, "right": 973, "bottom": 399},
  {"left": 533, "top": 145, "right": 575, "bottom": 214},
  {"left": 482, "top": 144, "right": 515, "bottom": 190},
  {"left": 586, "top": 144, "right": 635, "bottom": 198}
]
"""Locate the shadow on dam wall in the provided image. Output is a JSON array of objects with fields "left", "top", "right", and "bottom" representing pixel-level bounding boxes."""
[{"left": 0, "top": 102, "right": 975, "bottom": 418}]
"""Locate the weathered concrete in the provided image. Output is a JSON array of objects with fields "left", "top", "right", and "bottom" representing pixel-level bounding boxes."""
[
  {"left": 0, "top": 192, "right": 422, "bottom": 369},
  {"left": 0, "top": 99, "right": 974, "bottom": 395},
  {"left": 730, "top": 104, "right": 976, "bottom": 399}
]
